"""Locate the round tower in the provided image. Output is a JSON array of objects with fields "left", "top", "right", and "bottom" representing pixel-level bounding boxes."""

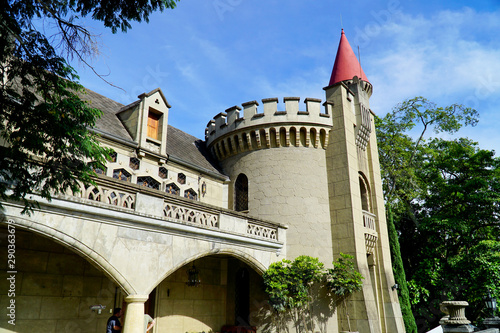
[{"left": 205, "top": 97, "right": 335, "bottom": 261}]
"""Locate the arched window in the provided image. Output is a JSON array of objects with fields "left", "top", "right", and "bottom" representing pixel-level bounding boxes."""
[
  {"left": 359, "top": 173, "right": 370, "bottom": 212},
  {"left": 235, "top": 174, "right": 248, "bottom": 212}
]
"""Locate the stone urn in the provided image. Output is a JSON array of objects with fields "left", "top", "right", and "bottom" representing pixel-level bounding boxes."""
[
  {"left": 439, "top": 301, "right": 471, "bottom": 325},
  {"left": 439, "top": 301, "right": 475, "bottom": 333}
]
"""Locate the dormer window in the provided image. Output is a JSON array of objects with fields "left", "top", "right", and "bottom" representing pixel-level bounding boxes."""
[
  {"left": 116, "top": 89, "right": 170, "bottom": 156},
  {"left": 147, "top": 109, "right": 161, "bottom": 140}
]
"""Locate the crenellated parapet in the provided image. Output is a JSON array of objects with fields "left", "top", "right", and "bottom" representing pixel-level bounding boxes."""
[{"left": 205, "top": 97, "right": 333, "bottom": 161}]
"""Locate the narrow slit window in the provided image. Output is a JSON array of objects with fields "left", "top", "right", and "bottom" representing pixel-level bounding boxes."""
[{"left": 235, "top": 174, "right": 248, "bottom": 212}]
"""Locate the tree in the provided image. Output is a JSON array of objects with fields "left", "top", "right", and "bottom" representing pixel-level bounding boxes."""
[
  {"left": 376, "top": 97, "right": 500, "bottom": 332},
  {"left": 410, "top": 138, "right": 500, "bottom": 326},
  {"left": 376, "top": 96, "right": 478, "bottom": 214},
  {"left": 375, "top": 97, "right": 478, "bottom": 332},
  {"left": 387, "top": 204, "right": 418, "bottom": 333},
  {"left": 0, "top": 0, "right": 178, "bottom": 213}
]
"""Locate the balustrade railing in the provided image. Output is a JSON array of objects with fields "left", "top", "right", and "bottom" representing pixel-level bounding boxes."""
[
  {"left": 247, "top": 221, "right": 278, "bottom": 240},
  {"left": 362, "top": 210, "right": 376, "bottom": 230},
  {"left": 362, "top": 210, "right": 377, "bottom": 254},
  {"left": 163, "top": 203, "right": 219, "bottom": 227},
  {"left": 64, "top": 177, "right": 281, "bottom": 243},
  {"left": 71, "top": 182, "right": 136, "bottom": 209}
]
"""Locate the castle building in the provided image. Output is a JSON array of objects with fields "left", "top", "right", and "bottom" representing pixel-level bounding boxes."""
[{"left": 1, "top": 30, "right": 404, "bottom": 332}]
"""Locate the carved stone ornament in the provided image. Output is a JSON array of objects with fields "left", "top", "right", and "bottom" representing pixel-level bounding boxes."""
[{"left": 439, "top": 301, "right": 471, "bottom": 325}]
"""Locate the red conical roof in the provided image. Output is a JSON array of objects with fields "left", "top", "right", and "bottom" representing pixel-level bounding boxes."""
[{"left": 328, "top": 29, "right": 369, "bottom": 86}]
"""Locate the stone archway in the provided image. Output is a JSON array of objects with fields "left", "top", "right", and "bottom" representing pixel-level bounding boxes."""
[
  {"left": 1, "top": 213, "right": 135, "bottom": 294},
  {"left": 152, "top": 254, "right": 270, "bottom": 333},
  {"left": 0, "top": 225, "right": 125, "bottom": 333}
]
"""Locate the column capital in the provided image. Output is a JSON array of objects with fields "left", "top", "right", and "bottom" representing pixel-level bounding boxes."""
[{"left": 124, "top": 294, "right": 149, "bottom": 303}]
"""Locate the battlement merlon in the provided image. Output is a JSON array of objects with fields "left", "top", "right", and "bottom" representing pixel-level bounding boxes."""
[{"left": 205, "top": 97, "right": 334, "bottom": 145}]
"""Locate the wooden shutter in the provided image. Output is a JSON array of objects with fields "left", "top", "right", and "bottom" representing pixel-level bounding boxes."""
[{"left": 147, "top": 111, "right": 161, "bottom": 140}]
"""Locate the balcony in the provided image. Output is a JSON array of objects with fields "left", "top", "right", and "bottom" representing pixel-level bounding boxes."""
[
  {"left": 362, "top": 210, "right": 378, "bottom": 254},
  {"left": 62, "top": 175, "right": 285, "bottom": 249}
]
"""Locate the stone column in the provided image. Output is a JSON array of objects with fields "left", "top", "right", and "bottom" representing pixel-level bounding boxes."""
[{"left": 123, "top": 294, "right": 148, "bottom": 333}]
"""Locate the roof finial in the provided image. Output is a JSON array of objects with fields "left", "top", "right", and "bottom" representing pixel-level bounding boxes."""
[{"left": 340, "top": 14, "right": 343, "bottom": 30}]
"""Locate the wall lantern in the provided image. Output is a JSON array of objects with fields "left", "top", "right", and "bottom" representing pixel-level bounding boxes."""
[
  {"left": 485, "top": 290, "right": 497, "bottom": 317},
  {"left": 89, "top": 304, "right": 106, "bottom": 314},
  {"left": 186, "top": 264, "right": 201, "bottom": 287}
]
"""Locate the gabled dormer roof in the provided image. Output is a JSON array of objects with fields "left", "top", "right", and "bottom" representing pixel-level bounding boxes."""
[
  {"left": 137, "top": 88, "right": 172, "bottom": 108},
  {"left": 328, "top": 29, "right": 369, "bottom": 86}
]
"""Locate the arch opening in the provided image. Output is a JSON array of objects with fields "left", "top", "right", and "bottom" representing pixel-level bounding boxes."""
[
  {"left": 0, "top": 225, "right": 126, "bottom": 332},
  {"left": 153, "top": 254, "right": 267, "bottom": 333}
]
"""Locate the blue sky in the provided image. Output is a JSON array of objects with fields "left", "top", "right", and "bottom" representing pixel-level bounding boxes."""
[{"left": 73, "top": 0, "right": 500, "bottom": 152}]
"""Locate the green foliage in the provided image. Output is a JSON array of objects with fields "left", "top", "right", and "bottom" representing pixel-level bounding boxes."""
[
  {"left": 324, "top": 254, "right": 363, "bottom": 332},
  {"left": 263, "top": 256, "right": 324, "bottom": 327},
  {"left": 452, "top": 240, "right": 500, "bottom": 318},
  {"left": 262, "top": 255, "right": 362, "bottom": 333},
  {"left": 375, "top": 96, "right": 478, "bottom": 206},
  {"left": 325, "top": 254, "right": 363, "bottom": 298},
  {"left": 387, "top": 204, "right": 418, "bottom": 333},
  {"left": 376, "top": 97, "right": 500, "bottom": 331},
  {"left": 0, "top": 0, "right": 178, "bottom": 213}
]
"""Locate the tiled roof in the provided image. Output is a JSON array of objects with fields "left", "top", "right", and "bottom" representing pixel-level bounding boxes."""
[
  {"left": 82, "top": 88, "right": 132, "bottom": 140},
  {"left": 82, "top": 87, "right": 224, "bottom": 177},
  {"left": 166, "top": 125, "right": 223, "bottom": 175}
]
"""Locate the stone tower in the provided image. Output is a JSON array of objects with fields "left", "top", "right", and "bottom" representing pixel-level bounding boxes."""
[
  {"left": 324, "top": 29, "right": 405, "bottom": 333},
  {"left": 205, "top": 29, "right": 405, "bottom": 333},
  {"left": 205, "top": 97, "right": 334, "bottom": 264}
]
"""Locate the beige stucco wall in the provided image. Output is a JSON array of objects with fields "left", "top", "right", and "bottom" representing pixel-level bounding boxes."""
[
  {"left": 155, "top": 257, "right": 228, "bottom": 333},
  {"left": 325, "top": 81, "right": 405, "bottom": 333},
  {"left": 221, "top": 146, "right": 333, "bottom": 264}
]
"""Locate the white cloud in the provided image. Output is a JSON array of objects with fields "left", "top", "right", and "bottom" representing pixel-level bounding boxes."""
[{"left": 364, "top": 8, "right": 500, "bottom": 113}]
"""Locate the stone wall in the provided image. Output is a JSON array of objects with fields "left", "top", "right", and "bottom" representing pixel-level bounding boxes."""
[{"left": 221, "top": 146, "right": 333, "bottom": 264}]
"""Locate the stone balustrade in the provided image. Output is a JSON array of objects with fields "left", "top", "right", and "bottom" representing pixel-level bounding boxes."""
[
  {"left": 363, "top": 210, "right": 376, "bottom": 230},
  {"left": 65, "top": 176, "right": 284, "bottom": 244},
  {"left": 362, "top": 210, "right": 378, "bottom": 254}
]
